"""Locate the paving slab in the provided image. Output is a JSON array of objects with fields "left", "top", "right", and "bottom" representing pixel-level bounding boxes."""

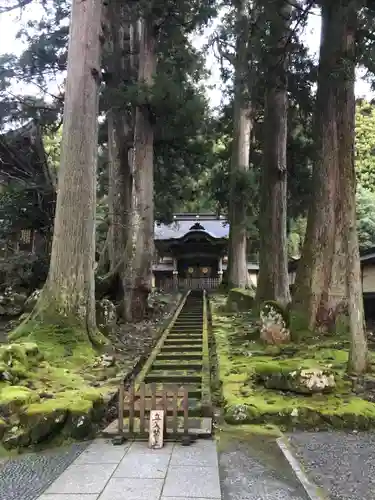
[
  {"left": 162, "top": 465, "right": 221, "bottom": 498},
  {"left": 74, "top": 438, "right": 129, "bottom": 465},
  {"left": 114, "top": 453, "right": 170, "bottom": 478},
  {"left": 98, "top": 477, "right": 164, "bottom": 500},
  {"left": 128, "top": 441, "right": 174, "bottom": 455},
  {"left": 43, "top": 463, "right": 117, "bottom": 495},
  {"left": 170, "top": 440, "right": 218, "bottom": 467},
  {"left": 35, "top": 439, "right": 221, "bottom": 500},
  {"left": 39, "top": 496, "right": 99, "bottom": 500},
  {"left": 161, "top": 498, "right": 221, "bottom": 500}
]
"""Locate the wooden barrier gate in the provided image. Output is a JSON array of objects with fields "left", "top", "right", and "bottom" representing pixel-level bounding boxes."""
[{"left": 117, "top": 381, "right": 201, "bottom": 442}]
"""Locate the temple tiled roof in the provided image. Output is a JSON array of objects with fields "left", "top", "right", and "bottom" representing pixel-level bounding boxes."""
[{"left": 155, "top": 214, "right": 229, "bottom": 240}]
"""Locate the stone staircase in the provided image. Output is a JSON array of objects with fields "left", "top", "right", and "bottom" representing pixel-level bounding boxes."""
[{"left": 104, "top": 290, "right": 213, "bottom": 439}]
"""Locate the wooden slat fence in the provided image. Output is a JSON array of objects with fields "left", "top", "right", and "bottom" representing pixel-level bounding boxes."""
[{"left": 118, "top": 382, "right": 191, "bottom": 438}]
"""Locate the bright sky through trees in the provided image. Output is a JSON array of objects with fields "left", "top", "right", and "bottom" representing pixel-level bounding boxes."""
[{"left": 0, "top": 2, "right": 374, "bottom": 108}]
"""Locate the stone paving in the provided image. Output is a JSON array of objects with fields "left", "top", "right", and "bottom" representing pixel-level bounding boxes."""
[
  {"left": 37, "top": 438, "right": 221, "bottom": 500},
  {"left": 0, "top": 442, "right": 88, "bottom": 500},
  {"left": 290, "top": 431, "right": 375, "bottom": 499},
  {"left": 219, "top": 436, "right": 309, "bottom": 500}
]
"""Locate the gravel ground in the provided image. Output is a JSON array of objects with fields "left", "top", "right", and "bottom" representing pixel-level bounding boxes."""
[
  {"left": 0, "top": 442, "right": 88, "bottom": 500},
  {"left": 219, "top": 434, "right": 309, "bottom": 500},
  {"left": 289, "top": 431, "right": 375, "bottom": 500}
]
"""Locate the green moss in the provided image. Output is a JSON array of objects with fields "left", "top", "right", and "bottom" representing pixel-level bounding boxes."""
[
  {"left": 231, "top": 288, "right": 255, "bottom": 297},
  {"left": 217, "top": 423, "right": 282, "bottom": 442},
  {"left": 211, "top": 294, "right": 375, "bottom": 431},
  {"left": 227, "top": 288, "right": 255, "bottom": 312},
  {"left": 0, "top": 386, "right": 39, "bottom": 406},
  {"left": 10, "top": 321, "right": 98, "bottom": 361},
  {"left": 26, "top": 397, "right": 91, "bottom": 416}
]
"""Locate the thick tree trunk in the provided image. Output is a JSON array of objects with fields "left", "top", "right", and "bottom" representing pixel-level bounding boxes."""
[
  {"left": 336, "top": 0, "right": 368, "bottom": 373},
  {"left": 292, "top": 1, "right": 368, "bottom": 373},
  {"left": 125, "top": 18, "right": 156, "bottom": 321},
  {"left": 105, "top": 4, "right": 134, "bottom": 311},
  {"left": 291, "top": 2, "right": 339, "bottom": 329},
  {"left": 227, "top": 0, "right": 251, "bottom": 289},
  {"left": 33, "top": 0, "right": 103, "bottom": 340},
  {"left": 256, "top": 0, "right": 291, "bottom": 307}
]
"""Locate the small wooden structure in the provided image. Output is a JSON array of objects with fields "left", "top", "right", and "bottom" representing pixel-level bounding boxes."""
[{"left": 117, "top": 382, "right": 193, "bottom": 441}]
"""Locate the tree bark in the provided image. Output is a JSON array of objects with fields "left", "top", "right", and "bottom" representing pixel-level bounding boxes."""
[
  {"left": 256, "top": 0, "right": 291, "bottom": 307},
  {"left": 103, "top": 4, "right": 134, "bottom": 309},
  {"left": 291, "top": 2, "right": 339, "bottom": 329},
  {"left": 124, "top": 17, "right": 156, "bottom": 321},
  {"left": 336, "top": 0, "right": 368, "bottom": 373},
  {"left": 292, "top": 0, "right": 368, "bottom": 374},
  {"left": 32, "top": 0, "right": 103, "bottom": 341},
  {"left": 227, "top": 0, "right": 251, "bottom": 289}
]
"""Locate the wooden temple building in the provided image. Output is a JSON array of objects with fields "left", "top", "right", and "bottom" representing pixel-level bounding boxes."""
[
  {"left": 152, "top": 213, "right": 259, "bottom": 290},
  {"left": 0, "top": 121, "right": 56, "bottom": 256}
]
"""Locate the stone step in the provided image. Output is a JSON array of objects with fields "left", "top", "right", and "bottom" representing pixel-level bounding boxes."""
[
  {"left": 145, "top": 374, "right": 202, "bottom": 384},
  {"left": 170, "top": 327, "right": 202, "bottom": 332},
  {"left": 156, "top": 353, "right": 202, "bottom": 361},
  {"left": 152, "top": 362, "right": 203, "bottom": 371},
  {"left": 160, "top": 345, "right": 202, "bottom": 353},
  {"left": 148, "top": 369, "right": 199, "bottom": 378},
  {"left": 167, "top": 333, "right": 203, "bottom": 338},
  {"left": 164, "top": 339, "right": 202, "bottom": 345},
  {"left": 165, "top": 339, "right": 202, "bottom": 344}
]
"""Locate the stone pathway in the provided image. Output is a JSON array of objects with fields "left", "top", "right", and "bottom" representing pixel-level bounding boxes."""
[
  {"left": 219, "top": 435, "right": 309, "bottom": 500},
  {"left": 0, "top": 442, "right": 88, "bottom": 500},
  {"left": 37, "top": 438, "right": 221, "bottom": 500},
  {"left": 290, "top": 431, "right": 375, "bottom": 499}
]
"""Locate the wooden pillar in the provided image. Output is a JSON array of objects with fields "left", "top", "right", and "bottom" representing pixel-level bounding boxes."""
[
  {"left": 173, "top": 258, "right": 178, "bottom": 289},
  {"left": 218, "top": 256, "right": 223, "bottom": 283}
]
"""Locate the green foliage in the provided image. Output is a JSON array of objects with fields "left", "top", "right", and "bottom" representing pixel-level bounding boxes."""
[
  {"left": 43, "top": 127, "right": 61, "bottom": 178},
  {"left": 356, "top": 185, "right": 375, "bottom": 250},
  {"left": 0, "top": 0, "right": 217, "bottom": 221},
  {"left": 356, "top": 100, "right": 375, "bottom": 193},
  {"left": 287, "top": 217, "right": 306, "bottom": 258}
]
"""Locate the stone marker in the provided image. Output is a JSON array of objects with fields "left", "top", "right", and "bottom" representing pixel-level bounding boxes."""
[{"left": 149, "top": 410, "right": 164, "bottom": 449}]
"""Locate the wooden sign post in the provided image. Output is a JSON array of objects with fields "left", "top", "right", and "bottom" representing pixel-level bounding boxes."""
[{"left": 149, "top": 409, "right": 164, "bottom": 449}]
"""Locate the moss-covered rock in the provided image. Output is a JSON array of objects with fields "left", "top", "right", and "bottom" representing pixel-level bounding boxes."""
[
  {"left": 2, "top": 427, "right": 31, "bottom": 450},
  {"left": 260, "top": 301, "right": 289, "bottom": 327},
  {"left": 0, "top": 386, "right": 39, "bottom": 416},
  {"left": 0, "top": 418, "right": 6, "bottom": 440},
  {"left": 259, "top": 301, "right": 290, "bottom": 345},
  {"left": 21, "top": 409, "right": 67, "bottom": 445},
  {"left": 211, "top": 293, "right": 375, "bottom": 431},
  {"left": 227, "top": 288, "right": 255, "bottom": 312},
  {"left": 255, "top": 363, "right": 336, "bottom": 394}
]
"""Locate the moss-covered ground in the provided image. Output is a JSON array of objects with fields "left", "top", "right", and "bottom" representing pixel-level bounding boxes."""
[
  {"left": 212, "top": 294, "right": 375, "bottom": 431},
  {"left": 0, "top": 292, "right": 180, "bottom": 454}
]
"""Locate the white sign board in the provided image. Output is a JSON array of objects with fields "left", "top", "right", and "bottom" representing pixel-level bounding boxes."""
[{"left": 149, "top": 409, "right": 164, "bottom": 449}]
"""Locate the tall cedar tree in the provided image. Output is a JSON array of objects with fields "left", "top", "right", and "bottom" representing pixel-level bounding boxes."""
[
  {"left": 292, "top": 0, "right": 368, "bottom": 373},
  {"left": 227, "top": 0, "right": 251, "bottom": 288},
  {"left": 104, "top": 3, "right": 135, "bottom": 314},
  {"left": 26, "top": 0, "right": 103, "bottom": 341},
  {"left": 125, "top": 17, "right": 157, "bottom": 320},
  {"left": 256, "top": 0, "right": 291, "bottom": 306}
]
